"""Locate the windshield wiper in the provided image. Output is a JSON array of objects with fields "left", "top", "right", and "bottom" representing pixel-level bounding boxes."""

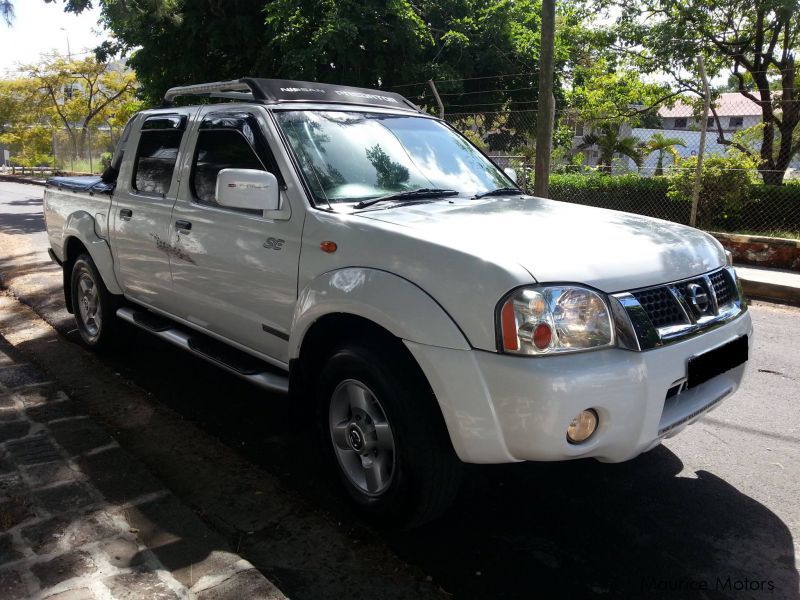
[
  {"left": 473, "top": 187, "right": 523, "bottom": 199},
  {"left": 354, "top": 188, "right": 459, "bottom": 209}
]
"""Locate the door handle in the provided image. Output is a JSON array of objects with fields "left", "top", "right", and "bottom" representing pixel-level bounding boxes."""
[
  {"left": 119, "top": 208, "right": 132, "bottom": 220},
  {"left": 175, "top": 220, "right": 192, "bottom": 232}
]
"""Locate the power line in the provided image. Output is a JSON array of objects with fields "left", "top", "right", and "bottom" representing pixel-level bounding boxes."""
[
  {"left": 392, "top": 70, "right": 539, "bottom": 89},
  {"left": 437, "top": 85, "right": 537, "bottom": 97}
]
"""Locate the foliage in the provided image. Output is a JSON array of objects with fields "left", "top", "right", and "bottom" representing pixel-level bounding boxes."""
[
  {"left": 643, "top": 133, "right": 686, "bottom": 176},
  {"left": 0, "top": 55, "right": 140, "bottom": 168},
  {"left": 55, "top": 0, "right": 594, "bottom": 127},
  {"left": 667, "top": 154, "right": 759, "bottom": 228},
  {"left": 22, "top": 55, "right": 139, "bottom": 156},
  {"left": 566, "top": 66, "right": 676, "bottom": 128},
  {"left": 548, "top": 173, "right": 683, "bottom": 218},
  {"left": 461, "top": 129, "right": 487, "bottom": 152},
  {"left": 547, "top": 172, "right": 800, "bottom": 235},
  {"left": 611, "top": 0, "right": 800, "bottom": 184},
  {"left": 574, "top": 124, "right": 642, "bottom": 172}
]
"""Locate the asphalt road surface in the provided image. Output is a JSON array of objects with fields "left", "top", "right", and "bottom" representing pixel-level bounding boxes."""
[{"left": 0, "top": 180, "right": 798, "bottom": 599}]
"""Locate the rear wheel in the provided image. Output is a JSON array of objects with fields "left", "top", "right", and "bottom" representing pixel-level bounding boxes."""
[
  {"left": 70, "top": 254, "right": 120, "bottom": 349},
  {"left": 317, "top": 340, "right": 462, "bottom": 527}
]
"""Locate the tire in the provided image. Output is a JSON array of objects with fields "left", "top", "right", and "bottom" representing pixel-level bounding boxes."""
[
  {"left": 69, "top": 253, "right": 120, "bottom": 350},
  {"left": 317, "top": 339, "right": 462, "bottom": 527}
]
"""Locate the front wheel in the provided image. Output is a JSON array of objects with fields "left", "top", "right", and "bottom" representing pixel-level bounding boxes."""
[
  {"left": 317, "top": 340, "right": 462, "bottom": 527},
  {"left": 70, "top": 254, "right": 120, "bottom": 349}
]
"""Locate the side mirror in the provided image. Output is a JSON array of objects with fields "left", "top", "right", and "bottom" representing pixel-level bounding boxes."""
[
  {"left": 503, "top": 167, "right": 518, "bottom": 184},
  {"left": 216, "top": 168, "right": 280, "bottom": 212}
]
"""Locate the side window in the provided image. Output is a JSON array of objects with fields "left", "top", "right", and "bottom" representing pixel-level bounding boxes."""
[
  {"left": 191, "top": 129, "right": 266, "bottom": 206},
  {"left": 132, "top": 116, "right": 185, "bottom": 196}
]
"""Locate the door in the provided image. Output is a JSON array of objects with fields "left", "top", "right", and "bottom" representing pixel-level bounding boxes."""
[
  {"left": 110, "top": 112, "right": 192, "bottom": 313},
  {"left": 168, "top": 108, "right": 302, "bottom": 364}
]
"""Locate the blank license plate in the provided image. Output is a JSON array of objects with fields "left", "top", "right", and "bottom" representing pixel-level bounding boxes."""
[{"left": 687, "top": 335, "right": 748, "bottom": 389}]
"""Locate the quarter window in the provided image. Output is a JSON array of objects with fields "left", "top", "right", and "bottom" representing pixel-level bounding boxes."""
[
  {"left": 132, "top": 129, "right": 183, "bottom": 196},
  {"left": 191, "top": 129, "right": 265, "bottom": 206}
]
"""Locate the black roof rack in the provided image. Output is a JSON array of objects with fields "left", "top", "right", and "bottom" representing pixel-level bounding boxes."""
[{"left": 163, "top": 77, "right": 421, "bottom": 112}]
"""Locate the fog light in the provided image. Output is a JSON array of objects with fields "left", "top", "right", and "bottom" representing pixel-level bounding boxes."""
[{"left": 567, "top": 409, "right": 598, "bottom": 444}]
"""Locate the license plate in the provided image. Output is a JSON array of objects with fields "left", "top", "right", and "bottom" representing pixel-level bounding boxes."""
[{"left": 687, "top": 335, "right": 748, "bottom": 389}]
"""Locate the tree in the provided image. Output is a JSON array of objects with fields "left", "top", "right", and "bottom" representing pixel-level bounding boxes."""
[
  {"left": 574, "top": 124, "right": 643, "bottom": 172},
  {"left": 23, "top": 55, "right": 138, "bottom": 159},
  {"left": 643, "top": 133, "right": 686, "bottom": 176},
  {"left": 55, "top": 0, "right": 593, "bottom": 125},
  {"left": 612, "top": 0, "right": 800, "bottom": 185},
  {"left": 0, "top": 54, "right": 140, "bottom": 168},
  {"left": 0, "top": 78, "right": 55, "bottom": 166}
]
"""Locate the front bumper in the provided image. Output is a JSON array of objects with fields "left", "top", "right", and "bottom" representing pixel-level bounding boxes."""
[{"left": 405, "top": 310, "right": 753, "bottom": 464}]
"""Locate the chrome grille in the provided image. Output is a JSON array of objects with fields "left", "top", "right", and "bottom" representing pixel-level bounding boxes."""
[
  {"left": 613, "top": 267, "right": 745, "bottom": 351},
  {"left": 709, "top": 270, "right": 733, "bottom": 306},
  {"left": 631, "top": 287, "right": 687, "bottom": 328}
]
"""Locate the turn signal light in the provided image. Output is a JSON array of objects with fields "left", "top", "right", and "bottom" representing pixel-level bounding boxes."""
[{"left": 320, "top": 241, "right": 338, "bottom": 253}]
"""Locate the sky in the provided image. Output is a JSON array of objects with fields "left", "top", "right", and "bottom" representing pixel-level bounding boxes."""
[{"left": 0, "top": 1, "right": 109, "bottom": 76}]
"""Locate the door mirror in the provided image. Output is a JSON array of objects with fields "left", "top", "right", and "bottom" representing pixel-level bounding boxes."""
[
  {"left": 216, "top": 169, "right": 280, "bottom": 212},
  {"left": 503, "top": 167, "right": 518, "bottom": 183}
]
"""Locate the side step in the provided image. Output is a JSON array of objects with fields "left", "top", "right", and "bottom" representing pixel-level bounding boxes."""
[{"left": 116, "top": 307, "right": 289, "bottom": 394}]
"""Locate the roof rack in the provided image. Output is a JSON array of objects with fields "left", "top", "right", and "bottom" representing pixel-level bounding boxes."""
[
  {"left": 162, "top": 79, "right": 263, "bottom": 105},
  {"left": 162, "top": 77, "right": 421, "bottom": 113}
]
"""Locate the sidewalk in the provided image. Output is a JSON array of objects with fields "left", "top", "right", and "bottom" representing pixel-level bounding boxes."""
[
  {"left": 735, "top": 264, "right": 800, "bottom": 305},
  {"left": 0, "top": 335, "right": 285, "bottom": 599}
]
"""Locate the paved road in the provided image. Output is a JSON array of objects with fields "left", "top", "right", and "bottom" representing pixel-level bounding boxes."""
[{"left": 0, "top": 180, "right": 798, "bottom": 599}]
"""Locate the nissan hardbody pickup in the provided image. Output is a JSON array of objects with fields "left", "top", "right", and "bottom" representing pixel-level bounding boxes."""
[{"left": 43, "top": 78, "right": 752, "bottom": 524}]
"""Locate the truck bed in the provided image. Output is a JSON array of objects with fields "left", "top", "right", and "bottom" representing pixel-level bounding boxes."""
[{"left": 47, "top": 175, "right": 114, "bottom": 195}]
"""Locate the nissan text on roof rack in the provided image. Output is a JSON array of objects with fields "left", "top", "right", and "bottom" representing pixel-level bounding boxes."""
[{"left": 43, "top": 78, "right": 752, "bottom": 525}]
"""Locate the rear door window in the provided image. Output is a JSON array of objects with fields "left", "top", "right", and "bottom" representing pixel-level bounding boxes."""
[{"left": 132, "top": 115, "right": 186, "bottom": 196}]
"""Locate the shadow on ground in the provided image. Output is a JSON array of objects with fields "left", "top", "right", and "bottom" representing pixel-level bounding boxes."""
[
  {"left": 0, "top": 212, "right": 45, "bottom": 235},
  {"left": 61, "top": 324, "right": 797, "bottom": 600}
]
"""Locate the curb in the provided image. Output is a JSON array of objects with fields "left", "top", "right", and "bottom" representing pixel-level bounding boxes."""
[
  {"left": 739, "top": 277, "right": 800, "bottom": 306},
  {"left": 0, "top": 175, "right": 47, "bottom": 187}
]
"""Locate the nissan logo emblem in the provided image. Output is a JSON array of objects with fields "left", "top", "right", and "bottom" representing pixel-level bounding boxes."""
[{"left": 686, "top": 283, "right": 710, "bottom": 315}]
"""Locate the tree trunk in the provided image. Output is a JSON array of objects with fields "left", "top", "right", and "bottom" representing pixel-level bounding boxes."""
[
  {"left": 655, "top": 151, "right": 664, "bottom": 177},
  {"left": 78, "top": 126, "right": 89, "bottom": 159}
]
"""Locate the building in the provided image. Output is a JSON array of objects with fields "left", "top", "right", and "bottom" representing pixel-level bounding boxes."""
[
  {"left": 658, "top": 92, "right": 765, "bottom": 134},
  {"left": 570, "top": 92, "right": 799, "bottom": 177}
]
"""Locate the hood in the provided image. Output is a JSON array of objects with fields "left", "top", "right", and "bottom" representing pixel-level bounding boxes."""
[{"left": 358, "top": 195, "right": 726, "bottom": 292}]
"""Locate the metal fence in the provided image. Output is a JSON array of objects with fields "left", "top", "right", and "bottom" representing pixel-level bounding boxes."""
[
  {"left": 51, "top": 127, "right": 116, "bottom": 175},
  {"left": 1, "top": 126, "right": 116, "bottom": 175},
  {"left": 443, "top": 91, "right": 800, "bottom": 239},
  {"left": 3, "top": 88, "right": 799, "bottom": 238}
]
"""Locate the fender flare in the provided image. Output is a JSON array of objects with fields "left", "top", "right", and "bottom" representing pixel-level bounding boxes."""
[
  {"left": 289, "top": 268, "right": 470, "bottom": 360},
  {"left": 62, "top": 212, "right": 123, "bottom": 295}
]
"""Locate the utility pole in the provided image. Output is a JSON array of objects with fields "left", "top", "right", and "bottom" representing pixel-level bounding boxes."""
[
  {"left": 428, "top": 80, "right": 445, "bottom": 119},
  {"left": 690, "top": 56, "right": 710, "bottom": 228},
  {"left": 534, "top": 0, "right": 556, "bottom": 197}
]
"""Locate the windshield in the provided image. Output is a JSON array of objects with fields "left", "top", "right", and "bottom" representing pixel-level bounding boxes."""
[{"left": 275, "top": 110, "right": 509, "bottom": 205}]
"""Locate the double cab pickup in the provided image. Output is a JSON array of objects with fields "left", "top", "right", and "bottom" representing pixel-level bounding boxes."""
[{"left": 44, "top": 78, "right": 752, "bottom": 524}]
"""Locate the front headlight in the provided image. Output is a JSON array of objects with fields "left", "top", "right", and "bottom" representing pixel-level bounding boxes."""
[{"left": 497, "top": 285, "right": 614, "bottom": 355}]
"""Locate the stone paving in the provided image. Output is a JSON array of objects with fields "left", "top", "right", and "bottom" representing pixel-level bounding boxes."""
[{"left": 0, "top": 336, "right": 285, "bottom": 599}]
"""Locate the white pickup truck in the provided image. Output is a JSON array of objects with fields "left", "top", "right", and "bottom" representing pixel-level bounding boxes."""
[{"left": 43, "top": 78, "right": 752, "bottom": 525}]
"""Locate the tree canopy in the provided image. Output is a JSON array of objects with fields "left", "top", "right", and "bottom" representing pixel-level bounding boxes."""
[
  {"left": 50, "top": 0, "right": 594, "bottom": 116},
  {"left": 0, "top": 54, "right": 139, "bottom": 167},
  {"left": 609, "top": 0, "right": 800, "bottom": 183}
]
